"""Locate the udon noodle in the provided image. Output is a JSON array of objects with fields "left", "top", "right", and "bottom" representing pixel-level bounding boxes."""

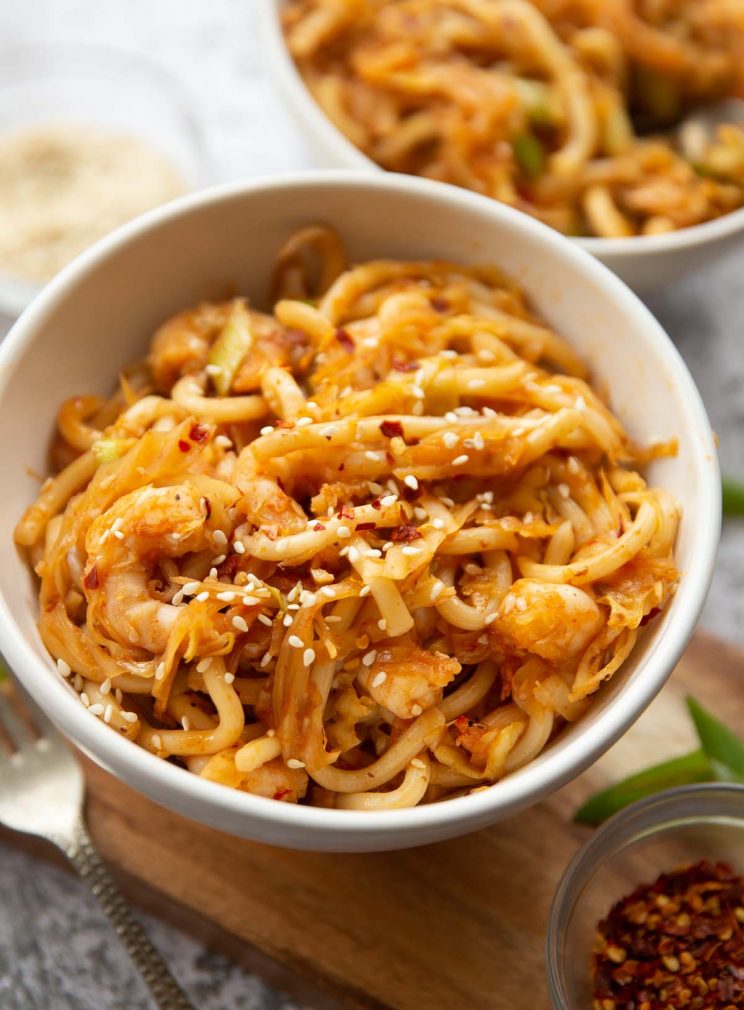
[
  {"left": 283, "top": 0, "right": 744, "bottom": 237},
  {"left": 16, "top": 227, "right": 680, "bottom": 808}
]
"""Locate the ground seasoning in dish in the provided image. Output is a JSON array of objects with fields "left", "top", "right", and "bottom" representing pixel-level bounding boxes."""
[{"left": 593, "top": 860, "right": 744, "bottom": 1009}]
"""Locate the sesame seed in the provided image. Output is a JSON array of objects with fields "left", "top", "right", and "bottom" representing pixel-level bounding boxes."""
[
  {"left": 303, "top": 648, "right": 316, "bottom": 666},
  {"left": 73, "top": 674, "right": 84, "bottom": 692},
  {"left": 382, "top": 542, "right": 393, "bottom": 552},
  {"left": 183, "top": 582, "right": 200, "bottom": 596},
  {"left": 56, "top": 658, "right": 71, "bottom": 678},
  {"left": 401, "top": 545, "right": 421, "bottom": 556},
  {"left": 337, "top": 525, "right": 351, "bottom": 538},
  {"left": 205, "top": 363, "right": 222, "bottom": 376},
  {"left": 411, "top": 384, "right": 425, "bottom": 399},
  {"left": 112, "top": 517, "right": 123, "bottom": 532},
  {"left": 567, "top": 456, "right": 580, "bottom": 475},
  {"left": 477, "top": 349, "right": 496, "bottom": 363},
  {"left": 516, "top": 597, "right": 528, "bottom": 612},
  {"left": 430, "top": 581, "right": 444, "bottom": 601},
  {"left": 441, "top": 349, "right": 458, "bottom": 359},
  {"left": 296, "top": 416, "right": 313, "bottom": 427},
  {"left": 473, "top": 432, "right": 485, "bottom": 450},
  {"left": 209, "top": 567, "right": 218, "bottom": 579},
  {"left": 282, "top": 614, "right": 293, "bottom": 627},
  {"left": 365, "top": 450, "right": 382, "bottom": 461},
  {"left": 242, "top": 596, "right": 260, "bottom": 606},
  {"left": 431, "top": 517, "right": 446, "bottom": 530},
  {"left": 319, "top": 425, "right": 337, "bottom": 437},
  {"left": 359, "top": 585, "right": 371, "bottom": 597},
  {"left": 377, "top": 618, "right": 387, "bottom": 632},
  {"left": 172, "top": 590, "right": 184, "bottom": 606},
  {"left": 325, "top": 615, "right": 342, "bottom": 623},
  {"left": 338, "top": 546, "right": 349, "bottom": 558},
  {"left": 266, "top": 728, "right": 276, "bottom": 737},
  {"left": 444, "top": 411, "right": 458, "bottom": 423},
  {"left": 217, "top": 591, "right": 236, "bottom": 602},
  {"left": 288, "top": 635, "right": 303, "bottom": 648},
  {"left": 404, "top": 475, "right": 418, "bottom": 491},
  {"left": 260, "top": 651, "right": 272, "bottom": 668},
  {"left": 411, "top": 704, "right": 423, "bottom": 716},
  {"left": 195, "top": 591, "right": 209, "bottom": 602},
  {"left": 575, "top": 395, "right": 587, "bottom": 410},
  {"left": 181, "top": 716, "right": 191, "bottom": 731},
  {"left": 115, "top": 689, "right": 123, "bottom": 703},
  {"left": 224, "top": 672, "right": 235, "bottom": 684},
  {"left": 467, "top": 379, "right": 485, "bottom": 390},
  {"left": 89, "top": 703, "right": 104, "bottom": 717},
  {"left": 380, "top": 493, "right": 397, "bottom": 507},
  {"left": 306, "top": 401, "right": 318, "bottom": 410},
  {"left": 452, "top": 454, "right": 469, "bottom": 466},
  {"left": 215, "top": 435, "right": 232, "bottom": 449},
  {"left": 362, "top": 650, "right": 377, "bottom": 666},
  {"left": 232, "top": 615, "right": 249, "bottom": 633},
  {"left": 485, "top": 612, "right": 498, "bottom": 625},
  {"left": 414, "top": 507, "right": 427, "bottom": 521},
  {"left": 196, "top": 658, "right": 213, "bottom": 673},
  {"left": 502, "top": 595, "right": 515, "bottom": 615},
  {"left": 371, "top": 671, "right": 387, "bottom": 687},
  {"left": 212, "top": 555, "right": 227, "bottom": 566},
  {"left": 122, "top": 710, "right": 138, "bottom": 724},
  {"left": 558, "top": 483, "right": 570, "bottom": 499},
  {"left": 257, "top": 613, "right": 273, "bottom": 626},
  {"left": 348, "top": 546, "right": 360, "bottom": 563},
  {"left": 443, "top": 432, "right": 459, "bottom": 449},
  {"left": 233, "top": 540, "right": 245, "bottom": 554},
  {"left": 81, "top": 692, "right": 90, "bottom": 707},
  {"left": 523, "top": 511, "right": 534, "bottom": 524},
  {"left": 320, "top": 586, "right": 336, "bottom": 597},
  {"left": 113, "top": 530, "right": 125, "bottom": 540},
  {"left": 213, "top": 529, "right": 228, "bottom": 546},
  {"left": 104, "top": 704, "right": 113, "bottom": 724},
  {"left": 287, "top": 758, "right": 305, "bottom": 769},
  {"left": 151, "top": 734, "right": 162, "bottom": 750},
  {"left": 260, "top": 425, "right": 274, "bottom": 435},
  {"left": 155, "top": 662, "right": 166, "bottom": 681}
]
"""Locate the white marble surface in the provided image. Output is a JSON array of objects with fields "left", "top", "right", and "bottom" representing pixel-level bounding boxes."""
[{"left": 0, "top": 1, "right": 742, "bottom": 1008}]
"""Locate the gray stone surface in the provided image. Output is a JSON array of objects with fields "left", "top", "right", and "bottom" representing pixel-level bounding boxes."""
[{"left": 0, "top": 1, "right": 742, "bottom": 1008}]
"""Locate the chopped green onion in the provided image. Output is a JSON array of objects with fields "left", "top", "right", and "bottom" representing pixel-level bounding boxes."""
[
  {"left": 92, "top": 438, "right": 135, "bottom": 465},
  {"left": 513, "top": 132, "right": 546, "bottom": 181},
  {"left": 207, "top": 299, "right": 253, "bottom": 397},
  {"left": 514, "top": 79, "right": 560, "bottom": 127},
  {"left": 687, "top": 697, "right": 744, "bottom": 780},
  {"left": 722, "top": 476, "right": 744, "bottom": 517},
  {"left": 0, "top": 660, "right": 7, "bottom": 683},
  {"left": 574, "top": 749, "right": 713, "bottom": 826}
]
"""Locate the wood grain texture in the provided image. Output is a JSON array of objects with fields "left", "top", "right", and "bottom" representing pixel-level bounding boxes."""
[{"left": 3, "top": 630, "right": 743, "bottom": 1010}]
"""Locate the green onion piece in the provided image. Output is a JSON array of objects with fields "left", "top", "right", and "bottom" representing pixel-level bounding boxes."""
[
  {"left": 687, "top": 697, "right": 744, "bottom": 780},
  {"left": 92, "top": 438, "right": 135, "bottom": 465},
  {"left": 722, "top": 476, "right": 744, "bottom": 517},
  {"left": 207, "top": 300, "right": 253, "bottom": 397},
  {"left": 574, "top": 749, "right": 714, "bottom": 826},
  {"left": 514, "top": 79, "right": 559, "bottom": 127},
  {"left": 0, "top": 660, "right": 7, "bottom": 683},
  {"left": 513, "top": 133, "right": 546, "bottom": 181}
]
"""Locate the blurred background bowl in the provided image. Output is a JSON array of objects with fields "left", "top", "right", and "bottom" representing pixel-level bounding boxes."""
[
  {"left": 546, "top": 783, "right": 744, "bottom": 1009},
  {"left": 257, "top": 0, "right": 744, "bottom": 295},
  {"left": 0, "top": 42, "right": 212, "bottom": 316}
]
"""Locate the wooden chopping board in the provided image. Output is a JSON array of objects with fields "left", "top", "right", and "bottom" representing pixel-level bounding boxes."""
[{"left": 4, "top": 630, "right": 744, "bottom": 1010}]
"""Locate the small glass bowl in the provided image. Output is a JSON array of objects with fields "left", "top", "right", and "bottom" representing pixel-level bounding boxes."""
[
  {"left": 546, "top": 783, "right": 744, "bottom": 1009},
  {"left": 0, "top": 42, "right": 212, "bottom": 316}
]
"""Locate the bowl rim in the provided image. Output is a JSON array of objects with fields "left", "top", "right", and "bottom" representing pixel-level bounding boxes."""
[
  {"left": 0, "top": 169, "right": 721, "bottom": 841},
  {"left": 544, "top": 782, "right": 744, "bottom": 1007},
  {"left": 257, "top": 0, "right": 744, "bottom": 258}
]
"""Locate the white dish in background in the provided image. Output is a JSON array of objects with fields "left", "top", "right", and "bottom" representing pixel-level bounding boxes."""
[
  {"left": 0, "top": 171, "right": 719, "bottom": 851},
  {"left": 0, "top": 42, "right": 212, "bottom": 317},
  {"left": 257, "top": 0, "right": 744, "bottom": 295}
]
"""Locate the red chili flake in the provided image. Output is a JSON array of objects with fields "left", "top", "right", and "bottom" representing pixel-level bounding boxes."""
[
  {"left": 178, "top": 439, "right": 190, "bottom": 453},
  {"left": 355, "top": 521, "right": 376, "bottom": 531},
  {"left": 380, "top": 420, "right": 404, "bottom": 438},
  {"left": 338, "top": 503, "right": 354, "bottom": 520},
  {"left": 640, "top": 606, "right": 662, "bottom": 626},
  {"left": 593, "top": 860, "right": 744, "bottom": 1010},
  {"left": 429, "top": 296, "right": 449, "bottom": 313},
  {"left": 83, "top": 566, "right": 99, "bottom": 590},
  {"left": 201, "top": 497, "right": 212, "bottom": 520},
  {"left": 371, "top": 498, "right": 382, "bottom": 511},
  {"left": 276, "top": 419, "right": 293, "bottom": 429},
  {"left": 276, "top": 477, "right": 285, "bottom": 492},
  {"left": 189, "top": 422, "right": 209, "bottom": 443},
  {"left": 390, "top": 524, "right": 421, "bottom": 543},
  {"left": 313, "top": 523, "right": 326, "bottom": 531},
  {"left": 392, "top": 358, "right": 420, "bottom": 372},
  {"left": 402, "top": 484, "right": 421, "bottom": 502},
  {"left": 273, "top": 788, "right": 292, "bottom": 801},
  {"left": 335, "top": 327, "right": 354, "bottom": 351}
]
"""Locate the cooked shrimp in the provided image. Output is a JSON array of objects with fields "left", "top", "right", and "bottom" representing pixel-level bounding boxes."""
[
  {"left": 357, "top": 639, "right": 461, "bottom": 720},
  {"left": 491, "top": 578, "right": 603, "bottom": 663},
  {"left": 84, "top": 483, "right": 215, "bottom": 653},
  {"left": 200, "top": 748, "right": 308, "bottom": 802}
]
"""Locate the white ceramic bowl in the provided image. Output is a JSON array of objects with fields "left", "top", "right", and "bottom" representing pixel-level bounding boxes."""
[
  {"left": 0, "top": 171, "right": 719, "bottom": 852},
  {"left": 257, "top": 0, "right": 744, "bottom": 294}
]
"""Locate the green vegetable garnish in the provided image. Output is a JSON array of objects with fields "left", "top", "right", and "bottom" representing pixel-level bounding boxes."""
[
  {"left": 687, "top": 696, "right": 744, "bottom": 780},
  {"left": 207, "top": 299, "right": 253, "bottom": 397},
  {"left": 513, "top": 132, "right": 546, "bottom": 181},
  {"left": 574, "top": 750, "right": 713, "bottom": 826},
  {"left": 722, "top": 476, "right": 744, "bottom": 517},
  {"left": 0, "top": 660, "right": 7, "bottom": 683},
  {"left": 575, "top": 697, "right": 744, "bottom": 825},
  {"left": 92, "top": 437, "right": 135, "bottom": 465},
  {"left": 514, "top": 79, "right": 560, "bottom": 127}
]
